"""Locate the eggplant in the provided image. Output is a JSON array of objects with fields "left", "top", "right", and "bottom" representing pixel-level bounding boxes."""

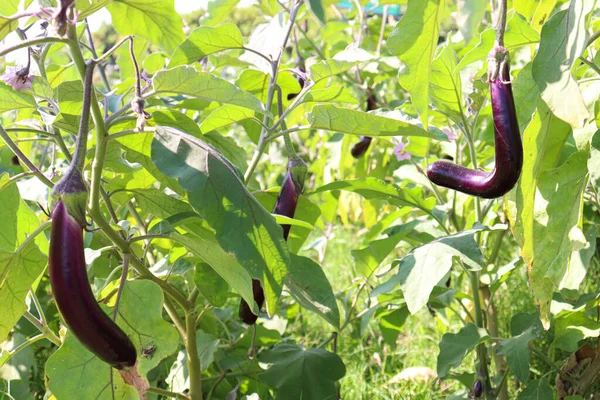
[
  {"left": 239, "top": 158, "right": 307, "bottom": 324},
  {"left": 426, "top": 46, "right": 522, "bottom": 199},
  {"left": 287, "top": 56, "right": 306, "bottom": 101},
  {"left": 49, "top": 200, "right": 137, "bottom": 369},
  {"left": 351, "top": 90, "right": 378, "bottom": 159},
  {"left": 472, "top": 380, "right": 483, "bottom": 398}
]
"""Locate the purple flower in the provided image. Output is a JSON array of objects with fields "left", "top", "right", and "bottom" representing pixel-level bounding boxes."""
[
  {"left": 2, "top": 67, "right": 33, "bottom": 91},
  {"left": 393, "top": 141, "right": 411, "bottom": 161},
  {"left": 443, "top": 128, "right": 458, "bottom": 141}
]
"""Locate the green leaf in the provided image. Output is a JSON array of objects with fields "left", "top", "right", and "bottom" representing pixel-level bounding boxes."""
[
  {"left": 396, "top": 227, "right": 487, "bottom": 314},
  {"left": 515, "top": 148, "right": 588, "bottom": 327},
  {"left": 429, "top": 38, "right": 462, "bottom": 124},
  {"left": 0, "top": 82, "right": 36, "bottom": 114},
  {"left": 170, "top": 232, "right": 257, "bottom": 313},
  {"left": 588, "top": 129, "right": 600, "bottom": 195},
  {"left": 76, "top": 0, "right": 114, "bottom": 18},
  {"left": 199, "top": 104, "right": 254, "bottom": 134},
  {"left": 456, "top": 0, "right": 486, "bottom": 43},
  {"left": 194, "top": 262, "right": 229, "bottom": 307},
  {"left": 309, "top": 60, "right": 360, "bottom": 83},
  {"left": 202, "top": 131, "right": 249, "bottom": 171},
  {"left": 437, "top": 323, "right": 489, "bottom": 378},
  {"left": 46, "top": 280, "right": 180, "bottom": 398},
  {"left": 128, "top": 188, "right": 194, "bottom": 219},
  {"left": 0, "top": 16, "right": 18, "bottom": 42},
  {"left": 150, "top": 110, "right": 202, "bottom": 138},
  {"left": 302, "top": 86, "right": 358, "bottom": 104},
  {"left": 199, "top": 0, "right": 240, "bottom": 26},
  {"left": 0, "top": 241, "right": 46, "bottom": 342},
  {"left": 107, "top": 0, "right": 185, "bottom": 52},
  {"left": 153, "top": 66, "right": 265, "bottom": 113},
  {"left": 531, "top": 1, "right": 594, "bottom": 127},
  {"left": 497, "top": 328, "right": 538, "bottom": 383},
  {"left": 387, "top": 0, "right": 445, "bottom": 129},
  {"left": 312, "top": 178, "right": 436, "bottom": 216},
  {"left": 456, "top": 12, "right": 540, "bottom": 71},
  {"left": 307, "top": 0, "right": 326, "bottom": 25},
  {"left": 307, "top": 105, "right": 440, "bottom": 139},
  {"left": 517, "top": 378, "right": 553, "bottom": 400},
  {"left": 259, "top": 343, "right": 346, "bottom": 400},
  {"left": 553, "top": 309, "right": 600, "bottom": 352},
  {"left": 285, "top": 254, "right": 340, "bottom": 329},
  {"left": 116, "top": 132, "right": 184, "bottom": 195},
  {"left": 378, "top": 307, "right": 410, "bottom": 346},
  {"left": 151, "top": 126, "right": 289, "bottom": 316},
  {"left": 272, "top": 215, "right": 314, "bottom": 230},
  {"left": 352, "top": 230, "right": 410, "bottom": 278},
  {"left": 0, "top": 0, "right": 19, "bottom": 16},
  {"left": 29, "top": 76, "right": 54, "bottom": 99},
  {"left": 168, "top": 24, "right": 244, "bottom": 68},
  {"left": 512, "top": 63, "right": 540, "bottom": 133}
]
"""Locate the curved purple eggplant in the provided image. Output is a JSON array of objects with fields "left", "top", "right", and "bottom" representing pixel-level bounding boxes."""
[
  {"left": 351, "top": 90, "right": 378, "bottom": 159},
  {"left": 50, "top": 200, "right": 137, "bottom": 369},
  {"left": 239, "top": 158, "right": 307, "bottom": 324},
  {"left": 426, "top": 46, "right": 522, "bottom": 199}
]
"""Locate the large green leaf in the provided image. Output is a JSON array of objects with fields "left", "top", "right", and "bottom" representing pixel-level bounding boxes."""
[
  {"left": 429, "top": 38, "right": 462, "bottom": 124},
  {"left": 107, "top": 0, "right": 185, "bottom": 52},
  {"left": 0, "top": 242, "right": 46, "bottom": 343},
  {"left": 285, "top": 254, "right": 340, "bottom": 329},
  {"left": 0, "top": 15, "right": 18, "bottom": 42},
  {"left": 516, "top": 378, "right": 553, "bottom": 400},
  {"left": 395, "top": 226, "right": 492, "bottom": 314},
  {"left": 259, "top": 343, "right": 346, "bottom": 400},
  {"left": 352, "top": 230, "right": 410, "bottom": 278},
  {"left": 512, "top": 63, "right": 540, "bottom": 133},
  {"left": 168, "top": 24, "right": 244, "bottom": 68},
  {"left": 531, "top": 0, "right": 594, "bottom": 127},
  {"left": 302, "top": 86, "right": 358, "bottom": 104},
  {"left": 199, "top": 0, "right": 240, "bottom": 26},
  {"left": 497, "top": 328, "right": 538, "bottom": 383},
  {"left": 307, "top": 105, "right": 441, "bottom": 139},
  {"left": 46, "top": 280, "right": 180, "bottom": 399},
  {"left": 309, "top": 60, "right": 361, "bottom": 83},
  {"left": 199, "top": 104, "right": 254, "bottom": 134},
  {"left": 437, "top": 323, "right": 489, "bottom": 378},
  {"left": 0, "top": 82, "right": 37, "bottom": 114},
  {"left": 312, "top": 178, "right": 436, "bottom": 216},
  {"left": 387, "top": 0, "right": 445, "bottom": 129},
  {"left": 153, "top": 66, "right": 265, "bottom": 113},
  {"left": 151, "top": 126, "right": 289, "bottom": 315},
  {"left": 76, "top": 0, "right": 113, "bottom": 18},
  {"left": 456, "top": 12, "right": 540, "bottom": 71},
  {"left": 170, "top": 232, "right": 257, "bottom": 313}
]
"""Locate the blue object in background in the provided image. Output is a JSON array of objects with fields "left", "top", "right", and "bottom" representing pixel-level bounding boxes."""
[{"left": 336, "top": 1, "right": 402, "bottom": 17}]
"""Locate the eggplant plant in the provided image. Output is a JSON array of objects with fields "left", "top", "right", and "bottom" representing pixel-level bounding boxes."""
[{"left": 0, "top": 0, "right": 599, "bottom": 399}]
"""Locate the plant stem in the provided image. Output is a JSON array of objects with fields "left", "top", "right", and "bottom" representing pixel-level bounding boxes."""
[
  {"left": 0, "top": 37, "right": 70, "bottom": 58},
  {"left": 71, "top": 60, "right": 94, "bottom": 172},
  {"left": 470, "top": 271, "right": 492, "bottom": 399},
  {"left": 529, "top": 344, "right": 579, "bottom": 388},
  {"left": 92, "top": 35, "right": 133, "bottom": 65},
  {"left": 84, "top": 19, "right": 111, "bottom": 91},
  {"left": 244, "top": 0, "right": 301, "bottom": 183},
  {"left": 0, "top": 124, "right": 54, "bottom": 188},
  {"left": 23, "top": 311, "right": 61, "bottom": 346},
  {"left": 495, "top": 0, "right": 508, "bottom": 46},
  {"left": 186, "top": 311, "right": 203, "bottom": 400},
  {"left": 147, "top": 387, "right": 190, "bottom": 400},
  {"left": 164, "top": 297, "right": 187, "bottom": 340}
]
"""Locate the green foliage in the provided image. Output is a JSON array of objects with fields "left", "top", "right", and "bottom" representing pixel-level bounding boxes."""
[{"left": 0, "top": 0, "right": 600, "bottom": 398}]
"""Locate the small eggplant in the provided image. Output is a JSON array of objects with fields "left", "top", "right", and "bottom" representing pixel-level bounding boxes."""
[
  {"left": 426, "top": 45, "right": 522, "bottom": 199},
  {"left": 287, "top": 56, "right": 306, "bottom": 101},
  {"left": 351, "top": 89, "right": 378, "bottom": 159},
  {"left": 49, "top": 200, "right": 137, "bottom": 369},
  {"left": 239, "top": 158, "right": 308, "bottom": 324},
  {"left": 471, "top": 380, "right": 483, "bottom": 398}
]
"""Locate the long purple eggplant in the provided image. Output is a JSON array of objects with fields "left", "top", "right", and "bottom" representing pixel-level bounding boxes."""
[
  {"left": 426, "top": 46, "right": 522, "bottom": 198},
  {"left": 239, "top": 158, "right": 307, "bottom": 325},
  {"left": 351, "top": 90, "right": 378, "bottom": 159},
  {"left": 50, "top": 200, "right": 137, "bottom": 369}
]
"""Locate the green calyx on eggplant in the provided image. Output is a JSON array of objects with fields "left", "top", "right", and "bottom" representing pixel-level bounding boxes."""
[
  {"left": 239, "top": 157, "right": 308, "bottom": 324},
  {"left": 426, "top": 45, "right": 523, "bottom": 199},
  {"left": 49, "top": 200, "right": 137, "bottom": 369},
  {"left": 351, "top": 89, "right": 378, "bottom": 159}
]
